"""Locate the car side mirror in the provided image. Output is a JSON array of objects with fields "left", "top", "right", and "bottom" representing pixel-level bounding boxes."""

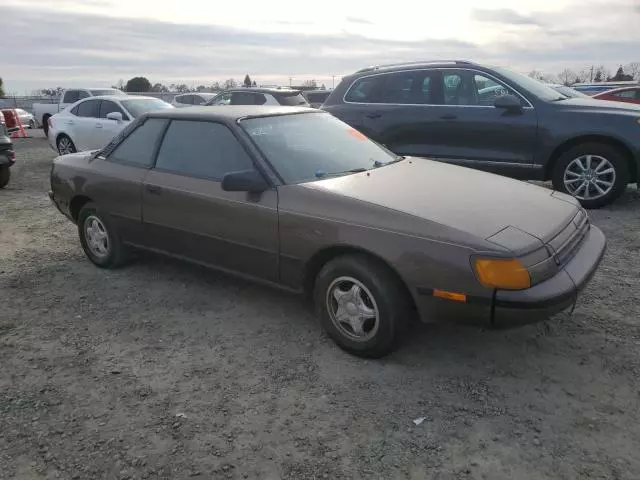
[
  {"left": 221, "top": 170, "right": 268, "bottom": 193},
  {"left": 494, "top": 94, "right": 523, "bottom": 113},
  {"left": 106, "top": 111, "right": 123, "bottom": 122}
]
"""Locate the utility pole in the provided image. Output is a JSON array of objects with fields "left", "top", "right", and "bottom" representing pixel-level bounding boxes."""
[
  {"left": 289, "top": 77, "right": 292, "bottom": 87},
  {"left": 332, "top": 75, "right": 335, "bottom": 89}
]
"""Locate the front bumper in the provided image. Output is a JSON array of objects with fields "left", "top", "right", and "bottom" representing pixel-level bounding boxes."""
[{"left": 415, "top": 225, "right": 606, "bottom": 328}]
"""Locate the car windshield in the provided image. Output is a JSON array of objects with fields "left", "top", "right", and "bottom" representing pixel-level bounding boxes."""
[
  {"left": 90, "top": 89, "right": 126, "bottom": 96},
  {"left": 492, "top": 67, "right": 566, "bottom": 102},
  {"left": 120, "top": 98, "right": 173, "bottom": 118},
  {"left": 241, "top": 113, "right": 400, "bottom": 184}
]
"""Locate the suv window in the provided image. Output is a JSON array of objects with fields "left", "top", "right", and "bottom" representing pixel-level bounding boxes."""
[
  {"left": 108, "top": 118, "right": 167, "bottom": 167},
  {"left": 192, "top": 95, "right": 208, "bottom": 105},
  {"left": 75, "top": 99, "right": 100, "bottom": 118},
  {"left": 99, "top": 100, "right": 128, "bottom": 120},
  {"left": 442, "top": 70, "right": 521, "bottom": 106},
  {"left": 63, "top": 90, "right": 80, "bottom": 103},
  {"left": 231, "top": 91, "right": 260, "bottom": 105},
  {"left": 155, "top": 120, "right": 255, "bottom": 180},
  {"left": 210, "top": 92, "right": 232, "bottom": 105},
  {"left": 77, "top": 91, "right": 90, "bottom": 100},
  {"left": 345, "top": 76, "right": 384, "bottom": 103},
  {"left": 175, "top": 95, "right": 191, "bottom": 105}
]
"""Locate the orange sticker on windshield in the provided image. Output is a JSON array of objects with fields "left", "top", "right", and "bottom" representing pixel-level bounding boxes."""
[{"left": 347, "top": 128, "right": 367, "bottom": 140}]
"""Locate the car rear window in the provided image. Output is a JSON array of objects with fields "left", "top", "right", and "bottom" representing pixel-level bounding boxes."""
[
  {"left": 90, "top": 89, "right": 126, "bottom": 96},
  {"left": 275, "top": 92, "right": 308, "bottom": 106}
]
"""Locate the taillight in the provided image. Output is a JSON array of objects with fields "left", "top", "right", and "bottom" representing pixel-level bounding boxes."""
[{"left": 9, "top": 150, "right": 16, "bottom": 161}]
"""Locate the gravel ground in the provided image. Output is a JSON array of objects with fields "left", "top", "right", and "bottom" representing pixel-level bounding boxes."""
[{"left": 1, "top": 131, "right": 640, "bottom": 480}]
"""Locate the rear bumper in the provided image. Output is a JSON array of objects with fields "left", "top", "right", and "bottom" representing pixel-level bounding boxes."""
[{"left": 415, "top": 225, "right": 606, "bottom": 328}]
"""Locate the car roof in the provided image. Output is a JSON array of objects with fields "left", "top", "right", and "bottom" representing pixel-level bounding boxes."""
[
  {"left": 175, "top": 92, "right": 217, "bottom": 97},
  {"left": 352, "top": 60, "right": 477, "bottom": 75},
  {"left": 144, "top": 105, "right": 318, "bottom": 121},
  {"left": 218, "top": 87, "right": 303, "bottom": 95},
  {"left": 595, "top": 86, "right": 639, "bottom": 94},
  {"left": 80, "top": 95, "right": 159, "bottom": 101}
]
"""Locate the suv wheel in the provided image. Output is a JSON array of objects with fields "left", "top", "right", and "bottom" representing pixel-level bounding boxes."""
[
  {"left": 0, "top": 166, "right": 10, "bottom": 189},
  {"left": 78, "top": 203, "right": 129, "bottom": 268},
  {"left": 552, "top": 142, "right": 629, "bottom": 209},
  {"left": 313, "top": 255, "right": 409, "bottom": 358}
]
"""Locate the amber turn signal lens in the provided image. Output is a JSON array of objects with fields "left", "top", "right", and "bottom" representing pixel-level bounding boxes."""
[
  {"left": 433, "top": 289, "right": 467, "bottom": 302},
  {"left": 474, "top": 258, "right": 531, "bottom": 290}
]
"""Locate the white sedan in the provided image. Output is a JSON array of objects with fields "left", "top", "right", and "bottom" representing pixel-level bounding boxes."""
[{"left": 48, "top": 95, "right": 173, "bottom": 154}]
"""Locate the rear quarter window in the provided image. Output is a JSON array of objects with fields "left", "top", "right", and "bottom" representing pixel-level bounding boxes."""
[
  {"left": 276, "top": 93, "right": 308, "bottom": 106},
  {"left": 344, "top": 76, "right": 384, "bottom": 103}
]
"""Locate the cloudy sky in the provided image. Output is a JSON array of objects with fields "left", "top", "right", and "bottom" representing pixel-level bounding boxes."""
[{"left": 3, "top": 0, "right": 639, "bottom": 93}]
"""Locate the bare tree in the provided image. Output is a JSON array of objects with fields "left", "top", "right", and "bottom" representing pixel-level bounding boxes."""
[
  {"left": 557, "top": 69, "right": 576, "bottom": 86},
  {"left": 528, "top": 70, "right": 545, "bottom": 81},
  {"left": 223, "top": 79, "right": 238, "bottom": 89}
]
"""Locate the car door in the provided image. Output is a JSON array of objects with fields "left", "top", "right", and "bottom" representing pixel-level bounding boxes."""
[
  {"left": 87, "top": 118, "right": 168, "bottom": 244},
  {"left": 96, "top": 100, "right": 131, "bottom": 147},
  {"left": 142, "top": 119, "right": 279, "bottom": 281},
  {"left": 357, "top": 69, "right": 444, "bottom": 156},
  {"left": 421, "top": 69, "right": 538, "bottom": 176},
  {"left": 68, "top": 99, "right": 101, "bottom": 150},
  {"left": 611, "top": 89, "right": 640, "bottom": 105}
]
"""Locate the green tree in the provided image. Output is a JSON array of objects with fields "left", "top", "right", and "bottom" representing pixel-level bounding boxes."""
[
  {"left": 125, "top": 76, "right": 152, "bottom": 92},
  {"left": 610, "top": 66, "right": 633, "bottom": 81},
  {"left": 593, "top": 69, "right": 604, "bottom": 82},
  {"left": 0, "top": 77, "right": 4, "bottom": 97},
  {"left": 243, "top": 74, "right": 252, "bottom": 87},
  {"left": 252, "top": 80, "right": 257, "bottom": 87}
]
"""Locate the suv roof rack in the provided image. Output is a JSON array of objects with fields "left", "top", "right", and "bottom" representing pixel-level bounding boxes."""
[{"left": 355, "top": 60, "right": 475, "bottom": 73}]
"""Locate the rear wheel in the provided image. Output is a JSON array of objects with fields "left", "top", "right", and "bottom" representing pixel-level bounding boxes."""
[
  {"left": 57, "top": 135, "right": 76, "bottom": 155},
  {"left": 77, "top": 202, "right": 129, "bottom": 268},
  {"left": 0, "top": 166, "right": 10, "bottom": 189},
  {"left": 551, "top": 143, "right": 629, "bottom": 209},
  {"left": 313, "top": 255, "right": 409, "bottom": 358},
  {"left": 28, "top": 119, "right": 36, "bottom": 129}
]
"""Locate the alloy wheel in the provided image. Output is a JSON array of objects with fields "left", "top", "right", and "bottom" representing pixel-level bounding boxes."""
[
  {"left": 326, "top": 276, "right": 380, "bottom": 342},
  {"left": 84, "top": 215, "right": 110, "bottom": 258},
  {"left": 563, "top": 154, "right": 616, "bottom": 200}
]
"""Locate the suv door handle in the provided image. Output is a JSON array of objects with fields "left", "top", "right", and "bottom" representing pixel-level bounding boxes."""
[
  {"left": 146, "top": 185, "right": 162, "bottom": 195},
  {"left": 440, "top": 114, "right": 457, "bottom": 120},
  {"left": 365, "top": 112, "right": 382, "bottom": 119},
  {"left": 95, "top": 123, "right": 103, "bottom": 128}
]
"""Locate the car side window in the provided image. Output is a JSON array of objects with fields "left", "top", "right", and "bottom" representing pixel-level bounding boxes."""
[
  {"left": 230, "top": 91, "right": 259, "bottom": 105},
  {"left": 75, "top": 99, "right": 100, "bottom": 118},
  {"left": 99, "top": 100, "right": 129, "bottom": 120},
  {"left": 77, "top": 91, "right": 90, "bottom": 100},
  {"left": 193, "top": 95, "right": 207, "bottom": 105},
  {"left": 63, "top": 90, "right": 80, "bottom": 103},
  {"left": 211, "top": 93, "right": 232, "bottom": 105},
  {"left": 344, "top": 76, "right": 385, "bottom": 103},
  {"left": 155, "top": 120, "right": 255, "bottom": 180},
  {"left": 614, "top": 90, "right": 635, "bottom": 99},
  {"left": 108, "top": 118, "right": 167, "bottom": 167},
  {"left": 443, "top": 70, "right": 521, "bottom": 106}
]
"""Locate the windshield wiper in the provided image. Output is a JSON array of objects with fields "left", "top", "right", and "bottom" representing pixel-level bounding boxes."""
[{"left": 315, "top": 167, "right": 367, "bottom": 178}]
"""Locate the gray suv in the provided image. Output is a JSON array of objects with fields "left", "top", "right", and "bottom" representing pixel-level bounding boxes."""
[{"left": 322, "top": 60, "right": 640, "bottom": 208}]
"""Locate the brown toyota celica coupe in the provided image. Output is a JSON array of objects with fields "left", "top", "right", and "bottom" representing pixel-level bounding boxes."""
[{"left": 49, "top": 106, "right": 606, "bottom": 357}]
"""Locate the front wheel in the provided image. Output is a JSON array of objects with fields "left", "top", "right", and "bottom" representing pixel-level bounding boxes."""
[
  {"left": 28, "top": 119, "right": 36, "bottom": 129},
  {"left": 0, "top": 166, "right": 10, "bottom": 189},
  {"left": 551, "top": 143, "right": 629, "bottom": 209},
  {"left": 57, "top": 135, "right": 76, "bottom": 155},
  {"left": 313, "top": 255, "right": 409, "bottom": 358},
  {"left": 77, "top": 203, "right": 129, "bottom": 268}
]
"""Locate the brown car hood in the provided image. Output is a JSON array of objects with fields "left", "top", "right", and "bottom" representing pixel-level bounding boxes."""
[{"left": 306, "top": 158, "right": 579, "bottom": 252}]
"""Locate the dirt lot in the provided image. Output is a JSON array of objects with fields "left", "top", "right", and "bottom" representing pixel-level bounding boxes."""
[{"left": 1, "top": 131, "right": 640, "bottom": 480}]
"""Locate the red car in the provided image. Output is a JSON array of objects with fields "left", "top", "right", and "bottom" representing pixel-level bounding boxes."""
[{"left": 593, "top": 86, "right": 640, "bottom": 105}]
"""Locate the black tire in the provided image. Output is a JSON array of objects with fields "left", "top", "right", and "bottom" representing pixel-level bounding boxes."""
[
  {"left": 551, "top": 142, "right": 629, "bottom": 209},
  {"left": 77, "top": 202, "right": 129, "bottom": 268},
  {"left": 28, "top": 119, "right": 36, "bottom": 129},
  {"left": 42, "top": 115, "right": 51, "bottom": 136},
  {"left": 0, "top": 166, "right": 10, "bottom": 189},
  {"left": 57, "top": 134, "right": 76, "bottom": 155},
  {"left": 313, "top": 254, "right": 409, "bottom": 358}
]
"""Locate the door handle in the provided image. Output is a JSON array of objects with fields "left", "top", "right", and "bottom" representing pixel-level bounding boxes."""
[
  {"left": 146, "top": 185, "right": 162, "bottom": 195},
  {"left": 95, "top": 123, "right": 103, "bottom": 128},
  {"left": 365, "top": 112, "right": 382, "bottom": 119},
  {"left": 440, "top": 114, "right": 457, "bottom": 120},
  {"left": 67, "top": 121, "right": 74, "bottom": 126}
]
